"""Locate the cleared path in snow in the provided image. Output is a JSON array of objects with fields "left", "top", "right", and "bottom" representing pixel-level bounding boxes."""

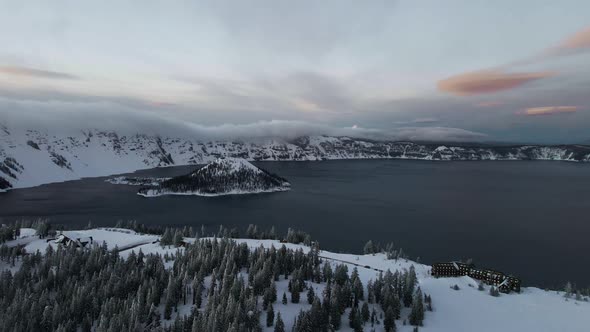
[{"left": 318, "top": 254, "right": 385, "bottom": 273}]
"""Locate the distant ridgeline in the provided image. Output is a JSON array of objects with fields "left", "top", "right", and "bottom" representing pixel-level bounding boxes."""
[
  {"left": 2, "top": 125, "right": 590, "bottom": 190},
  {"left": 431, "top": 262, "right": 521, "bottom": 293},
  {"left": 137, "top": 157, "right": 290, "bottom": 197}
]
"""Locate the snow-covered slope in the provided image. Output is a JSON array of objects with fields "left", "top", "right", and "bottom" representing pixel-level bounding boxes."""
[
  {"left": 5, "top": 228, "right": 589, "bottom": 332},
  {"left": 138, "top": 157, "right": 290, "bottom": 197},
  {"left": 1, "top": 125, "right": 589, "bottom": 191}
]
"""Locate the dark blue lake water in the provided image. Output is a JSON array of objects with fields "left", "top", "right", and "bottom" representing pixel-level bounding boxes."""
[{"left": 1, "top": 160, "right": 589, "bottom": 288}]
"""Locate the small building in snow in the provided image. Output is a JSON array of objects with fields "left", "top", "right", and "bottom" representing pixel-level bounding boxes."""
[{"left": 54, "top": 234, "right": 94, "bottom": 248}]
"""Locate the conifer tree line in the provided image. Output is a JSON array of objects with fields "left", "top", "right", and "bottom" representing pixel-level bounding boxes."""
[
  {"left": 0, "top": 219, "right": 51, "bottom": 243},
  {"left": 158, "top": 224, "right": 313, "bottom": 247},
  {"left": 363, "top": 240, "right": 409, "bottom": 260},
  {"left": 562, "top": 281, "right": 590, "bottom": 301},
  {"left": 0, "top": 233, "right": 428, "bottom": 331},
  {"left": 1, "top": 219, "right": 312, "bottom": 248},
  {"left": 113, "top": 220, "right": 170, "bottom": 236}
]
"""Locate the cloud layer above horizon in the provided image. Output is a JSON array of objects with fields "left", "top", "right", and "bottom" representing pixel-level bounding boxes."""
[
  {"left": 0, "top": 99, "right": 488, "bottom": 142},
  {"left": 0, "top": 1, "right": 589, "bottom": 143}
]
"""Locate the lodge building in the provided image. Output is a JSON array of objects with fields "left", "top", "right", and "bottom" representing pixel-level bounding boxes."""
[
  {"left": 52, "top": 234, "right": 94, "bottom": 248},
  {"left": 431, "top": 261, "right": 521, "bottom": 293}
]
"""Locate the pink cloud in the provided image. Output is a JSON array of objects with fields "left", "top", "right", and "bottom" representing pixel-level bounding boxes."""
[
  {"left": 438, "top": 70, "right": 553, "bottom": 96},
  {"left": 520, "top": 106, "right": 578, "bottom": 116},
  {"left": 437, "top": 26, "right": 590, "bottom": 98},
  {"left": 550, "top": 26, "right": 590, "bottom": 54},
  {"left": 514, "top": 26, "right": 590, "bottom": 63}
]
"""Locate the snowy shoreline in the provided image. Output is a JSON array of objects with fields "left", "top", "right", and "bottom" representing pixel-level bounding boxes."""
[
  {"left": 137, "top": 186, "right": 291, "bottom": 197},
  {"left": 105, "top": 176, "right": 171, "bottom": 186},
  {"left": 2, "top": 157, "right": 586, "bottom": 194}
]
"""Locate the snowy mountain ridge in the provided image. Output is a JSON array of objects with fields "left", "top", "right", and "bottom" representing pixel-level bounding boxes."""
[{"left": 1, "top": 126, "right": 590, "bottom": 191}]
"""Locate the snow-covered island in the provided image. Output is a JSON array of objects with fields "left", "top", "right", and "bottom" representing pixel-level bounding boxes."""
[
  {"left": 1, "top": 226, "right": 588, "bottom": 331},
  {"left": 137, "top": 157, "right": 291, "bottom": 197}
]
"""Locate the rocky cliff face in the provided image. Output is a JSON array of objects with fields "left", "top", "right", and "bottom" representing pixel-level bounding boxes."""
[{"left": 1, "top": 126, "right": 589, "bottom": 190}]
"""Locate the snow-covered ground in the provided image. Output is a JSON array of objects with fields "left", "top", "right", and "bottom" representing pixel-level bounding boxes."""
[
  {"left": 3, "top": 228, "right": 588, "bottom": 331},
  {"left": 15, "top": 228, "right": 159, "bottom": 254}
]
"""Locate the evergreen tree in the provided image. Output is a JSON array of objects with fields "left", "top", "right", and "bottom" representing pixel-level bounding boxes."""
[
  {"left": 246, "top": 224, "right": 258, "bottom": 239},
  {"left": 409, "top": 287, "right": 424, "bottom": 326},
  {"left": 291, "top": 281, "right": 300, "bottom": 303},
  {"left": 35, "top": 220, "right": 50, "bottom": 239},
  {"left": 309, "top": 298, "right": 324, "bottom": 331},
  {"left": 384, "top": 306, "right": 397, "bottom": 332},
  {"left": 270, "top": 281, "right": 278, "bottom": 303},
  {"left": 330, "top": 292, "right": 342, "bottom": 330},
  {"left": 266, "top": 304, "right": 275, "bottom": 327},
  {"left": 349, "top": 306, "right": 357, "bottom": 328},
  {"left": 361, "top": 302, "right": 370, "bottom": 322},
  {"left": 294, "top": 310, "right": 312, "bottom": 331},
  {"left": 307, "top": 286, "right": 316, "bottom": 304},
  {"left": 303, "top": 234, "right": 312, "bottom": 246},
  {"left": 274, "top": 312, "right": 285, "bottom": 332},
  {"left": 173, "top": 229, "right": 184, "bottom": 247},
  {"left": 164, "top": 276, "right": 176, "bottom": 319},
  {"left": 322, "top": 263, "right": 333, "bottom": 283},
  {"left": 334, "top": 265, "right": 349, "bottom": 286},
  {"left": 282, "top": 292, "right": 288, "bottom": 305},
  {"left": 349, "top": 306, "right": 363, "bottom": 332},
  {"left": 424, "top": 294, "right": 433, "bottom": 311},
  {"left": 385, "top": 242, "right": 397, "bottom": 259},
  {"left": 160, "top": 228, "right": 173, "bottom": 246},
  {"left": 403, "top": 266, "right": 417, "bottom": 307},
  {"left": 363, "top": 240, "right": 375, "bottom": 254},
  {"left": 564, "top": 282, "right": 573, "bottom": 298}
]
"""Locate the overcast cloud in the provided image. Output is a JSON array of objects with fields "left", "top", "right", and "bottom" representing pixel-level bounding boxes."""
[
  {"left": 0, "top": 97, "right": 489, "bottom": 142},
  {"left": 0, "top": 1, "right": 589, "bottom": 143}
]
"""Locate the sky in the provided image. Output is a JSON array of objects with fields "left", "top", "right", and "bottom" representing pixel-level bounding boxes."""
[{"left": 0, "top": 0, "right": 589, "bottom": 143}]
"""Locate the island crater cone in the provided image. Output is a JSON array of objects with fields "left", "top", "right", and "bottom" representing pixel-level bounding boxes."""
[{"left": 138, "top": 157, "right": 290, "bottom": 197}]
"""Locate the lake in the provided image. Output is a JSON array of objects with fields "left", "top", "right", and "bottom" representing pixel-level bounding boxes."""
[{"left": 1, "top": 159, "right": 589, "bottom": 289}]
